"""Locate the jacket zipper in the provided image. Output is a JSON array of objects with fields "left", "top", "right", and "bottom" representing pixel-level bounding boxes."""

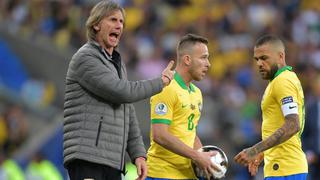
[
  {"left": 95, "top": 120, "right": 102, "bottom": 146},
  {"left": 120, "top": 104, "right": 126, "bottom": 171}
]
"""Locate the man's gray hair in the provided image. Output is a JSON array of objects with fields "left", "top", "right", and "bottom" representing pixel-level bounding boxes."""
[{"left": 85, "top": 1, "right": 125, "bottom": 41}]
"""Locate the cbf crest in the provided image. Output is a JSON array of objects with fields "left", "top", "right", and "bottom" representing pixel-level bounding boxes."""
[{"left": 155, "top": 103, "right": 168, "bottom": 115}]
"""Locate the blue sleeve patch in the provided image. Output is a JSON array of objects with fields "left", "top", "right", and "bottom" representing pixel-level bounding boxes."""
[{"left": 281, "top": 96, "right": 293, "bottom": 105}]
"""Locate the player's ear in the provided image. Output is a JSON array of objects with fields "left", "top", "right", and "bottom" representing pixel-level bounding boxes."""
[
  {"left": 279, "top": 51, "right": 285, "bottom": 63},
  {"left": 183, "top": 55, "right": 192, "bottom": 66}
]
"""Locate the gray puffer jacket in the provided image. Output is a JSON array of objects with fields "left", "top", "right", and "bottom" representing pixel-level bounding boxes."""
[{"left": 63, "top": 41, "right": 163, "bottom": 171}]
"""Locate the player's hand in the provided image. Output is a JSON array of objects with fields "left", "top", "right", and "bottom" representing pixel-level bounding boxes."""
[
  {"left": 248, "top": 153, "right": 263, "bottom": 176},
  {"left": 135, "top": 157, "right": 147, "bottom": 180},
  {"left": 194, "top": 151, "right": 221, "bottom": 178},
  {"left": 161, "top": 61, "right": 175, "bottom": 86},
  {"left": 234, "top": 147, "right": 257, "bottom": 166}
]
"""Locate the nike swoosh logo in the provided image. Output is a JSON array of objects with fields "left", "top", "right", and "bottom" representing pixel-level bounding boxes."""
[
  {"left": 182, "top": 104, "right": 188, "bottom": 108},
  {"left": 289, "top": 106, "right": 297, "bottom": 109}
]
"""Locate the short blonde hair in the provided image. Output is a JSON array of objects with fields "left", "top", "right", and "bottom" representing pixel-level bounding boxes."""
[
  {"left": 85, "top": 1, "right": 125, "bottom": 41},
  {"left": 177, "top": 33, "right": 208, "bottom": 62}
]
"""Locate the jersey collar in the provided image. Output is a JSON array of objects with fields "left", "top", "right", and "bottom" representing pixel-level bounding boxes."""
[
  {"left": 174, "top": 73, "right": 195, "bottom": 93},
  {"left": 271, "top": 66, "right": 292, "bottom": 81}
]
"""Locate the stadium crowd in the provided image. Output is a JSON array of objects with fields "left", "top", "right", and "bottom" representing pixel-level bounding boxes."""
[{"left": 0, "top": 0, "right": 320, "bottom": 179}]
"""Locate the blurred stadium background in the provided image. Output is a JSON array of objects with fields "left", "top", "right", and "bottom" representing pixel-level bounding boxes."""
[{"left": 0, "top": 0, "right": 319, "bottom": 179}]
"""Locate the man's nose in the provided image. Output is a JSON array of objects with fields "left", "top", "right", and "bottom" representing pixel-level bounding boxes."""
[
  {"left": 256, "top": 60, "right": 263, "bottom": 66},
  {"left": 116, "top": 21, "right": 123, "bottom": 29},
  {"left": 207, "top": 59, "right": 211, "bottom": 67}
]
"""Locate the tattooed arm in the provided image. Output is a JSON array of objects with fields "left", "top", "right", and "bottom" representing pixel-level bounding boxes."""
[
  {"left": 248, "top": 114, "right": 300, "bottom": 156},
  {"left": 234, "top": 114, "right": 300, "bottom": 166}
]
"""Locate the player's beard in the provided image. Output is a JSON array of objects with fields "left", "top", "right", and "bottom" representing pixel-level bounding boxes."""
[
  {"left": 190, "top": 68, "right": 202, "bottom": 81},
  {"left": 266, "top": 64, "right": 279, "bottom": 80}
]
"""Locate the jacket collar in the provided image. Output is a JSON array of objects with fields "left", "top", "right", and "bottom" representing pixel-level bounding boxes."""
[
  {"left": 88, "top": 40, "right": 120, "bottom": 61},
  {"left": 88, "top": 40, "right": 122, "bottom": 78}
]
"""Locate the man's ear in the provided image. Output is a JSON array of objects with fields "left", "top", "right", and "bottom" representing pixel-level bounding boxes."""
[
  {"left": 279, "top": 51, "right": 285, "bottom": 63},
  {"left": 94, "top": 25, "right": 100, "bottom": 31},
  {"left": 183, "top": 55, "right": 191, "bottom": 66}
]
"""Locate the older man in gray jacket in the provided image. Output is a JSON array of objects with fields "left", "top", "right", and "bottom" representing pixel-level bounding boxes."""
[{"left": 63, "top": 1, "right": 174, "bottom": 180}]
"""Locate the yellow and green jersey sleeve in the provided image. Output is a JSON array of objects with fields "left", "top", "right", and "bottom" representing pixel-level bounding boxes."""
[{"left": 150, "top": 84, "right": 176, "bottom": 125}]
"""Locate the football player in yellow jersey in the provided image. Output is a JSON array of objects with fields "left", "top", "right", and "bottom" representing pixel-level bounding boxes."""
[
  {"left": 234, "top": 35, "right": 308, "bottom": 180},
  {"left": 146, "top": 34, "right": 221, "bottom": 180}
]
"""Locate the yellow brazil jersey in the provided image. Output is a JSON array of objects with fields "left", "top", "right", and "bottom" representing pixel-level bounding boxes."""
[
  {"left": 261, "top": 66, "right": 308, "bottom": 177},
  {"left": 147, "top": 73, "right": 203, "bottom": 179}
]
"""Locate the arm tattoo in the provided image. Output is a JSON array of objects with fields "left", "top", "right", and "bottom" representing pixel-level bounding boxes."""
[{"left": 249, "top": 114, "right": 299, "bottom": 157}]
